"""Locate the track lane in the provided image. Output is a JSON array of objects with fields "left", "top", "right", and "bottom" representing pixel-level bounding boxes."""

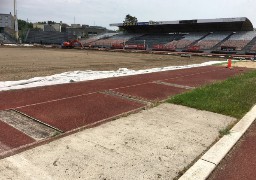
[
  {"left": 0, "top": 66, "right": 245, "bottom": 110},
  {"left": 0, "top": 121, "right": 35, "bottom": 154}
]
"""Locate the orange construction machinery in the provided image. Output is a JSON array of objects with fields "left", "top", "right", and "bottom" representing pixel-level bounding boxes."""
[{"left": 62, "top": 39, "right": 83, "bottom": 49}]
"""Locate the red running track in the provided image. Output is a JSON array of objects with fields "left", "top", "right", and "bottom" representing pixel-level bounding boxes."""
[
  {"left": 208, "top": 121, "right": 256, "bottom": 180},
  {"left": 16, "top": 93, "right": 144, "bottom": 132},
  {"left": 114, "top": 83, "right": 187, "bottom": 101},
  {"left": 162, "top": 67, "right": 245, "bottom": 87},
  {"left": 3, "top": 66, "right": 249, "bottom": 133},
  {"left": 0, "top": 121, "right": 35, "bottom": 154},
  {"left": 0, "top": 66, "right": 248, "bottom": 110}
]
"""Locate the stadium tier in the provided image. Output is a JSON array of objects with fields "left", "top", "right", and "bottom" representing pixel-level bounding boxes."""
[
  {"left": 84, "top": 33, "right": 142, "bottom": 48},
  {"left": 0, "top": 32, "right": 16, "bottom": 44},
  {"left": 25, "top": 29, "right": 76, "bottom": 44},
  {"left": 219, "top": 31, "right": 256, "bottom": 50},
  {"left": 82, "top": 33, "right": 118, "bottom": 45},
  {"left": 165, "top": 32, "right": 209, "bottom": 49},
  {"left": 87, "top": 31, "right": 256, "bottom": 53},
  {"left": 194, "top": 32, "right": 233, "bottom": 50},
  {"left": 125, "top": 34, "right": 183, "bottom": 49}
]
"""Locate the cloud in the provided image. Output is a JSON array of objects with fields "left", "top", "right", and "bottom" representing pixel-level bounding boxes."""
[
  {"left": 1, "top": 0, "right": 255, "bottom": 29},
  {"left": 52, "top": 0, "right": 81, "bottom": 4}
]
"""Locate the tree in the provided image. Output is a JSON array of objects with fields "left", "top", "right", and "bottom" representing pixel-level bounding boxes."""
[
  {"left": 18, "top": 19, "right": 33, "bottom": 30},
  {"left": 18, "top": 19, "right": 33, "bottom": 41},
  {"left": 47, "top": 21, "right": 56, "bottom": 25},
  {"left": 123, "top": 14, "right": 138, "bottom": 25},
  {"left": 119, "top": 14, "right": 138, "bottom": 32},
  {"left": 37, "top": 21, "right": 47, "bottom": 24}
]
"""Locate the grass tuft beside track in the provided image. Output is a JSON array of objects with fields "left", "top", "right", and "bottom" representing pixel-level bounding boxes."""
[{"left": 167, "top": 70, "right": 256, "bottom": 119}]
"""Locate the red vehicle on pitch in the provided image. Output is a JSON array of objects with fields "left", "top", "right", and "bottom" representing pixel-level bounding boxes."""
[{"left": 62, "top": 40, "right": 83, "bottom": 49}]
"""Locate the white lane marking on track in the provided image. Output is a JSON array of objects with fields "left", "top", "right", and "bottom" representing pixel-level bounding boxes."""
[{"left": 0, "top": 142, "right": 11, "bottom": 154}]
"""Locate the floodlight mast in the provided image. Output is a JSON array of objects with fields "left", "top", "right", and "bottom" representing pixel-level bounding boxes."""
[{"left": 14, "top": 0, "right": 19, "bottom": 41}]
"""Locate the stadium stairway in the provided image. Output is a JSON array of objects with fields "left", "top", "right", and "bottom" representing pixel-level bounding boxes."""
[
  {"left": 242, "top": 36, "right": 256, "bottom": 53},
  {"left": 24, "top": 29, "right": 30, "bottom": 43}
]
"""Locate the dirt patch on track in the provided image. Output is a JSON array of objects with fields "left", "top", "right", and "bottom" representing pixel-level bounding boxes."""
[
  {"left": 232, "top": 61, "right": 256, "bottom": 69},
  {"left": 0, "top": 47, "right": 221, "bottom": 81}
]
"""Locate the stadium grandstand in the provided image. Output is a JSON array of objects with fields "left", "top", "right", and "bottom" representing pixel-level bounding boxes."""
[
  {"left": 24, "top": 22, "right": 112, "bottom": 45},
  {"left": 25, "top": 29, "right": 76, "bottom": 45},
  {"left": 85, "top": 17, "right": 256, "bottom": 55}
]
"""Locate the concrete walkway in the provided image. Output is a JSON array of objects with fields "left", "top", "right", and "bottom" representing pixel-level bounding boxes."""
[
  {"left": 0, "top": 104, "right": 235, "bottom": 180},
  {"left": 179, "top": 105, "right": 256, "bottom": 180}
]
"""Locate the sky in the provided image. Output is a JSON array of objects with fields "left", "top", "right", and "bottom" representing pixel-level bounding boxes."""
[{"left": 0, "top": 0, "right": 255, "bottom": 30}]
